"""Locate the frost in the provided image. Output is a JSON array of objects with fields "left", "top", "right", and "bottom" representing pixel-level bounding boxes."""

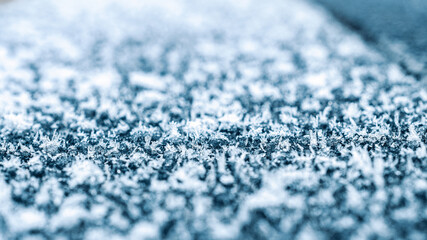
[
  {"left": 67, "top": 159, "right": 105, "bottom": 187},
  {"left": 305, "top": 72, "right": 327, "bottom": 87},
  {"left": 129, "top": 72, "right": 167, "bottom": 90},
  {"left": 7, "top": 209, "right": 47, "bottom": 232},
  {"left": 51, "top": 194, "right": 89, "bottom": 229},
  {"left": 0, "top": 0, "right": 425, "bottom": 238},
  {"left": 129, "top": 222, "right": 158, "bottom": 240},
  {"left": 2, "top": 113, "right": 33, "bottom": 131}
]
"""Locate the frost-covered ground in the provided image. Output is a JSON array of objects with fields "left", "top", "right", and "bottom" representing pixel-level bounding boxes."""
[{"left": 0, "top": 0, "right": 426, "bottom": 239}]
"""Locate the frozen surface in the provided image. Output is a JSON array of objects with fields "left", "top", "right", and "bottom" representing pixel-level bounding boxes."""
[
  {"left": 318, "top": 0, "right": 427, "bottom": 75},
  {"left": 0, "top": 0, "right": 426, "bottom": 239}
]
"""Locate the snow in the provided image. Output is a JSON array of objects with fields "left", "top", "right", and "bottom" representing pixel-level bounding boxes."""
[
  {"left": 0, "top": 0, "right": 425, "bottom": 239},
  {"left": 129, "top": 72, "right": 167, "bottom": 90}
]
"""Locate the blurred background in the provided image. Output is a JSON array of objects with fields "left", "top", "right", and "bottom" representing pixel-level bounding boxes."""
[{"left": 318, "top": 0, "right": 427, "bottom": 78}]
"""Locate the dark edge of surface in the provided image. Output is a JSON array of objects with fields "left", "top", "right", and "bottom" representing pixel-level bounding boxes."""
[{"left": 315, "top": 0, "right": 427, "bottom": 80}]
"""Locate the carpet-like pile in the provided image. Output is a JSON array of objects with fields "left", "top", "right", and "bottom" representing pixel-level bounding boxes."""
[{"left": 0, "top": 0, "right": 426, "bottom": 239}]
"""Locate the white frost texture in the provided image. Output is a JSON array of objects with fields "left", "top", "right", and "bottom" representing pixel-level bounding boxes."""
[{"left": 0, "top": 0, "right": 426, "bottom": 239}]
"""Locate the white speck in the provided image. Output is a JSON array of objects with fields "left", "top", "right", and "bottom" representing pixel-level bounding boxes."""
[
  {"left": 2, "top": 113, "right": 33, "bottom": 131},
  {"left": 220, "top": 174, "right": 234, "bottom": 185},
  {"left": 129, "top": 72, "right": 167, "bottom": 90},
  {"left": 407, "top": 124, "right": 421, "bottom": 142},
  {"left": 89, "top": 69, "right": 120, "bottom": 90},
  {"left": 387, "top": 64, "right": 404, "bottom": 82},
  {"left": 67, "top": 159, "right": 105, "bottom": 187},
  {"left": 8, "top": 209, "right": 47, "bottom": 232},
  {"left": 129, "top": 222, "right": 158, "bottom": 240},
  {"left": 305, "top": 72, "right": 327, "bottom": 87},
  {"left": 219, "top": 113, "right": 241, "bottom": 123},
  {"left": 109, "top": 210, "right": 129, "bottom": 230},
  {"left": 416, "top": 144, "right": 426, "bottom": 158}
]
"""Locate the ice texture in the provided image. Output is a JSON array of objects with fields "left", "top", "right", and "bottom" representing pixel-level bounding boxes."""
[{"left": 0, "top": 0, "right": 426, "bottom": 239}]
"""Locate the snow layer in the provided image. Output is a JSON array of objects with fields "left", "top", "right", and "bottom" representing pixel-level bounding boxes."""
[{"left": 0, "top": 0, "right": 426, "bottom": 239}]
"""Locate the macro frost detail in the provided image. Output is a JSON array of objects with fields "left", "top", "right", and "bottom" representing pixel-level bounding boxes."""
[{"left": 0, "top": 0, "right": 426, "bottom": 239}]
